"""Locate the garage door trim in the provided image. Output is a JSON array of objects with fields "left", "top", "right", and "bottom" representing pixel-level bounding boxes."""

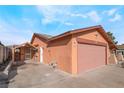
[
  {"left": 76, "top": 38, "right": 107, "bottom": 73},
  {"left": 77, "top": 38, "right": 107, "bottom": 47}
]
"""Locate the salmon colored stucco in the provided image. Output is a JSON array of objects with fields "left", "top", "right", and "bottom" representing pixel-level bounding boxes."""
[
  {"left": 31, "top": 36, "right": 47, "bottom": 63},
  {"left": 71, "top": 30, "right": 111, "bottom": 74},
  {"left": 31, "top": 35, "right": 72, "bottom": 73},
  {"left": 14, "top": 25, "right": 117, "bottom": 74}
]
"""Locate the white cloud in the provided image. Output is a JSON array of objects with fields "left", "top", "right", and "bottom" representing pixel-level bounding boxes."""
[
  {"left": 64, "top": 22, "right": 74, "bottom": 26},
  {"left": 103, "top": 8, "right": 117, "bottom": 16},
  {"left": 87, "top": 11, "right": 101, "bottom": 23},
  {"left": 37, "top": 6, "right": 102, "bottom": 25},
  {"left": 42, "top": 18, "right": 53, "bottom": 25},
  {"left": 68, "top": 11, "right": 101, "bottom": 23},
  {"left": 36, "top": 6, "right": 71, "bottom": 25},
  {"left": 68, "top": 13, "right": 87, "bottom": 18},
  {"left": 109, "top": 13, "right": 122, "bottom": 22},
  {"left": 37, "top": 6, "right": 59, "bottom": 24}
]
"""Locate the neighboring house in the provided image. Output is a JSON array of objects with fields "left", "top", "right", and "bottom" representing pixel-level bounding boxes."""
[
  {"left": 116, "top": 44, "right": 124, "bottom": 56},
  {"left": 13, "top": 43, "right": 37, "bottom": 64},
  {"left": 115, "top": 44, "right": 124, "bottom": 61},
  {"left": 0, "top": 42, "right": 11, "bottom": 64},
  {"left": 0, "top": 42, "right": 4, "bottom": 63},
  {"left": 13, "top": 25, "right": 117, "bottom": 74}
]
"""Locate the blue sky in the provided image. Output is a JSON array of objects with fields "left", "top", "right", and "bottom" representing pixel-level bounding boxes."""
[{"left": 0, "top": 5, "right": 124, "bottom": 45}]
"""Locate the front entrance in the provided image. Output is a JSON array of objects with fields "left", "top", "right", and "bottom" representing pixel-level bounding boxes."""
[
  {"left": 14, "top": 48, "right": 20, "bottom": 61},
  {"left": 40, "top": 47, "right": 43, "bottom": 63},
  {"left": 25, "top": 47, "right": 31, "bottom": 60},
  {"left": 14, "top": 43, "right": 37, "bottom": 64}
]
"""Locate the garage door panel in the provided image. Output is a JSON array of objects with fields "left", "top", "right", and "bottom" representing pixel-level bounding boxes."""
[{"left": 78, "top": 44, "right": 106, "bottom": 73}]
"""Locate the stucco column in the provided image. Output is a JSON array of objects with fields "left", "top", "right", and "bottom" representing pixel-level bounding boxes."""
[
  {"left": 71, "top": 37, "right": 78, "bottom": 75},
  {"left": 113, "top": 53, "right": 118, "bottom": 64}
]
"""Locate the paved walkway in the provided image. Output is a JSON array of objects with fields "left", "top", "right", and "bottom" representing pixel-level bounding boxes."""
[{"left": 7, "top": 64, "right": 124, "bottom": 88}]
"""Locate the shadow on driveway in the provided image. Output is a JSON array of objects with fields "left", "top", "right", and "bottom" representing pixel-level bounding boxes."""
[{"left": 0, "top": 64, "right": 24, "bottom": 88}]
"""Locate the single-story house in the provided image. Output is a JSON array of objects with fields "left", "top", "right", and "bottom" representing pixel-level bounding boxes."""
[
  {"left": 115, "top": 44, "right": 124, "bottom": 61},
  {"left": 13, "top": 43, "right": 37, "bottom": 65},
  {"left": 116, "top": 44, "right": 124, "bottom": 56},
  {"left": 13, "top": 25, "right": 117, "bottom": 74}
]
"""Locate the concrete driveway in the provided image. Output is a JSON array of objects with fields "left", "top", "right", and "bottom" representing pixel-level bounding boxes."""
[
  {"left": 7, "top": 64, "right": 124, "bottom": 88},
  {"left": 8, "top": 64, "right": 70, "bottom": 88}
]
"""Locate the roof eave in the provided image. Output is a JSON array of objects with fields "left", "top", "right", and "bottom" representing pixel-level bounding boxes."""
[{"left": 48, "top": 25, "right": 117, "bottom": 50}]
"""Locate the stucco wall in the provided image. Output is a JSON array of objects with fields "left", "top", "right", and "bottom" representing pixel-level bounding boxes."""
[
  {"left": 71, "top": 30, "right": 111, "bottom": 74},
  {"left": 75, "top": 30, "right": 110, "bottom": 62},
  {"left": 46, "top": 36, "right": 72, "bottom": 73},
  {"left": 71, "top": 35, "right": 78, "bottom": 75},
  {"left": 31, "top": 35, "right": 72, "bottom": 73},
  {"left": 31, "top": 29, "right": 113, "bottom": 74},
  {"left": 31, "top": 37, "right": 47, "bottom": 63}
]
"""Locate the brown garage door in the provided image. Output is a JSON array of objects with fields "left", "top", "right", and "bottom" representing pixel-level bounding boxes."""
[{"left": 78, "top": 43, "right": 106, "bottom": 73}]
